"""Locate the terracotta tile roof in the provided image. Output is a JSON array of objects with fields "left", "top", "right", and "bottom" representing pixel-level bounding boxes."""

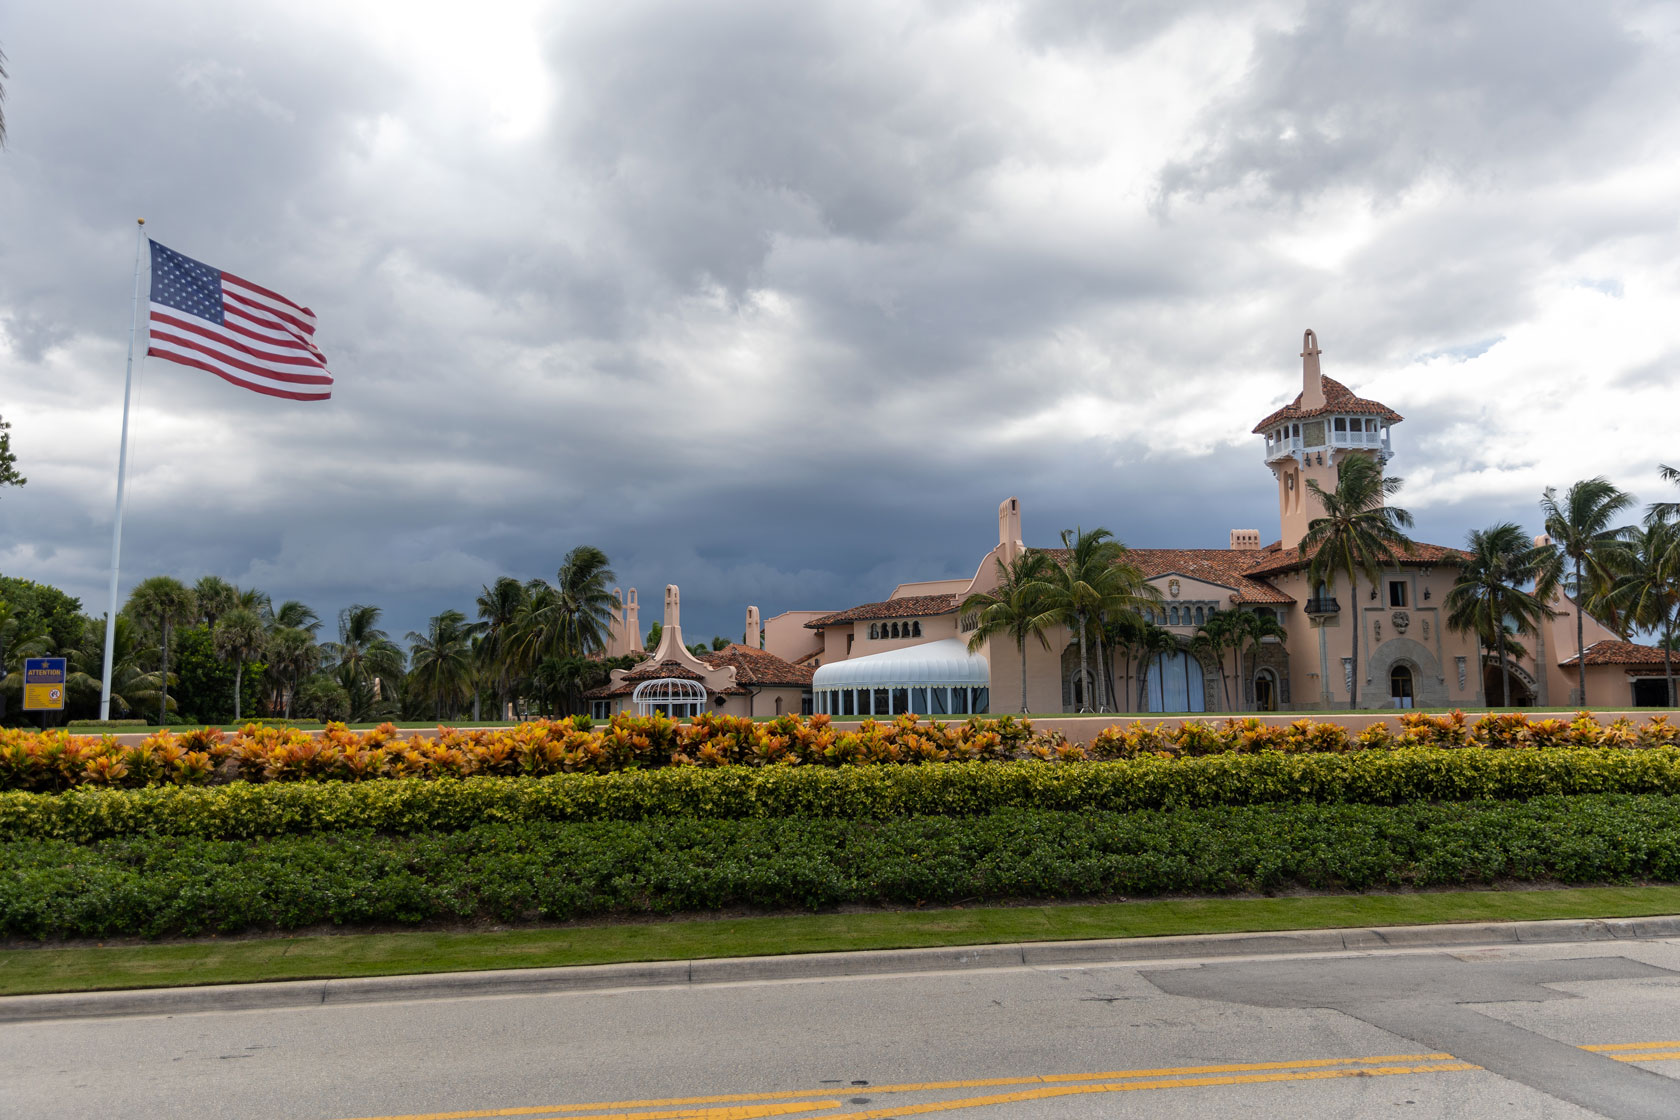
[
  {"left": 1033, "top": 547, "right": 1294, "bottom": 606},
  {"left": 1558, "top": 639, "right": 1675, "bottom": 669},
  {"left": 804, "top": 593, "right": 961, "bottom": 629},
  {"left": 624, "top": 659, "right": 706, "bottom": 681},
  {"left": 700, "top": 644, "right": 816, "bottom": 687},
  {"left": 1243, "top": 539, "right": 1466, "bottom": 577},
  {"left": 1252, "top": 376, "right": 1404, "bottom": 434}
]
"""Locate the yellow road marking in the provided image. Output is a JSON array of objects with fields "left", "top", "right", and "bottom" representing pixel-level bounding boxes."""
[
  {"left": 837, "top": 1063, "right": 1478, "bottom": 1118},
  {"left": 1582, "top": 1041, "right": 1680, "bottom": 1052},
  {"left": 528, "top": 1105, "right": 838, "bottom": 1120},
  {"left": 334, "top": 1039, "right": 1680, "bottom": 1120},
  {"left": 334, "top": 1054, "right": 1455, "bottom": 1120}
]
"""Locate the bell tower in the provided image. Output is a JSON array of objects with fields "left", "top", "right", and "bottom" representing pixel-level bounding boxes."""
[{"left": 1253, "top": 329, "right": 1400, "bottom": 551}]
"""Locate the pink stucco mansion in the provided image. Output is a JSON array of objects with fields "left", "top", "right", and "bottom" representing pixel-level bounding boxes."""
[{"left": 588, "top": 330, "right": 1670, "bottom": 718}]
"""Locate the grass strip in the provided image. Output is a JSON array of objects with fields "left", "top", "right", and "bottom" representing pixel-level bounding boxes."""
[{"left": 4, "top": 885, "right": 1679, "bottom": 997}]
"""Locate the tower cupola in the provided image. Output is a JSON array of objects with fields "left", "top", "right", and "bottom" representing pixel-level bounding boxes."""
[{"left": 1252, "top": 329, "right": 1404, "bottom": 550}]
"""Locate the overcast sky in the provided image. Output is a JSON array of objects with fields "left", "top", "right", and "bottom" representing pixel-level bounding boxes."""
[{"left": 2, "top": 0, "right": 1678, "bottom": 647}]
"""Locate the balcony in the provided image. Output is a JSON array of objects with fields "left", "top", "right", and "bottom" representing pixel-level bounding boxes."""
[{"left": 1305, "top": 596, "right": 1340, "bottom": 615}]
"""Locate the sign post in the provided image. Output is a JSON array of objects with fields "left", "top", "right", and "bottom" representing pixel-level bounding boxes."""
[{"left": 23, "top": 657, "right": 67, "bottom": 729}]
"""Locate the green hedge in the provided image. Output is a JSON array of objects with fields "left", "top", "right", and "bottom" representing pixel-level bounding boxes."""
[
  {"left": 6, "top": 747, "right": 1680, "bottom": 842},
  {"left": 6, "top": 797, "right": 1680, "bottom": 938}
]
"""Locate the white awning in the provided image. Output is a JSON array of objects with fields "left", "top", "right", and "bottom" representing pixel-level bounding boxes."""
[{"left": 811, "top": 638, "right": 989, "bottom": 690}]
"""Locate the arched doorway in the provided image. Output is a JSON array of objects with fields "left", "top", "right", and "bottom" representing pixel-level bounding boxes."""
[
  {"left": 1483, "top": 661, "right": 1535, "bottom": 707},
  {"left": 1390, "top": 664, "right": 1415, "bottom": 709},
  {"left": 1142, "top": 648, "right": 1206, "bottom": 713},
  {"left": 1253, "top": 668, "right": 1279, "bottom": 712}
]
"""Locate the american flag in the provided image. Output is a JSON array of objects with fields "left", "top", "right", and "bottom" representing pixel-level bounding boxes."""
[{"left": 145, "top": 240, "right": 334, "bottom": 401}]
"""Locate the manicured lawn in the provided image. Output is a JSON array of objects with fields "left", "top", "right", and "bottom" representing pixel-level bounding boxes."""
[{"left": 4, "top": 886, "right": 1678, "bottom": 997}]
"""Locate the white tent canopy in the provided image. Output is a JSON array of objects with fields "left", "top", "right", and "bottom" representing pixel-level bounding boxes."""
[{"left": 812, "top": 638, "right": 989, "bottom": 717}]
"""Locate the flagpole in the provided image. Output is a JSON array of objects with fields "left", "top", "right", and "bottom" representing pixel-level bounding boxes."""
[{"left": 99, "top": 220, "right": 146, "bottom": 721}]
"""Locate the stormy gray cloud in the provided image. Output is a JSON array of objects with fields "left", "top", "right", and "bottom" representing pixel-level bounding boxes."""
[{"left": 2, "top": 0, "right": 1677, "bottom": 645}]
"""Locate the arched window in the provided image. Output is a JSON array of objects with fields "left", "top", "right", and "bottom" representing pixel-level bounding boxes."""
[
  {"left": 869, "top": 623, "right": 879, "bottom": 640},
  {"left": 912, "top": 621, "right": 922, "bottom": 637},
  {"left": 1194, "top": 606, "right": 1205, "bottom": 625},
  {"left": 1169, "top": 606, "right": 1180, "bottom": 625},
  {"left": 1390, "top": 665, "right": 1414, "bottom": 709}
]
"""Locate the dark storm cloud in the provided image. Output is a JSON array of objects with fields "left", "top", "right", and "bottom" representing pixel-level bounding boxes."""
[{"left": 2, "top": 0, "right": 1677, "bottom": 647}]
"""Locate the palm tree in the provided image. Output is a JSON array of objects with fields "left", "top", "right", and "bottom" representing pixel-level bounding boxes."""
[
  {"left": 264, "top": 626, "right": 319, "bottom": 718},
  {"left": 193, "top": 575, "right": 238, "bottom": 629},
  {"left": 406, "top": 609, "right": 483, "bottom": 720},
  {"left": 511, "top": 547, "right": 620, "bottom": 671},
  {"left": 213, "top": 607, "right": 267, "bottom": 721},
  {"left": 1195, "top": 610, "right": 1244, "bottom": 710},
  {"left": 1300, "top": 454, "right": 1415, "bottom": 708},
  {"left": 1043, "top": 527, "right": 1155, "bottom": 712},
  {"left": 1540, "top": 477, "right": 1634, "bottom": 705},
  {"left": 476, "top": 576, "right": 527, "bottom": 719},
  {"left": 1100, "top": 611, "right": 1147, "bottom": 713},
  {"left": 326, "top": 604, "right": 405, "bottom": 720},
  {"left": 1230, "top": 609, "right": 1288, "bottom": 710},
  {"left": 1135, "top": 623, "right": 1177, "bottom": 712},
  {"left": 269, "top": 600, "right": 321, "bottom": 635},
  {"left": 63, "top": 616, "right": 173, "bottom": 719},
  {"left": 1445, "top": 524, "right": 1551, "bottom": 708},
  {"left": 1648, "top": 464, "right": 1680, "bottom": 525},
  {"left": 959, "top": 551, "right": 1058, "bottom": 714},
  {"left": 1610, "top": 521, "right": 1680, "bottom": 706},
  {"left": 124, "top": 576, "right": 196, "bottom": 723}
]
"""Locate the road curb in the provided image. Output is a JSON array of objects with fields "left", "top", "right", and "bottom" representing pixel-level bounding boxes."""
[{"left": 5, "top": 914, "right": 1679, "bottom": 1023}]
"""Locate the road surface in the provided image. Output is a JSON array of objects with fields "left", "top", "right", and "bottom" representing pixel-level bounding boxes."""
[{"left": 5, "top": 935, "right": 1680, "bottom": 1119}]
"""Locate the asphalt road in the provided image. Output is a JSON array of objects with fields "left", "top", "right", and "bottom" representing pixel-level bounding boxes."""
[{"left": 5, "top": 936, "right": 1680, "bottom": 1120}]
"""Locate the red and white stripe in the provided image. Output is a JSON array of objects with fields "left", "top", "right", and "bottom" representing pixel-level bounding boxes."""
[{"left": 147, "top": 270, "right": 334, "bottom": 402}]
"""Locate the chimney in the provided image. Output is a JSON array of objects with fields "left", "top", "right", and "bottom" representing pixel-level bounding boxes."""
[
  {"left": 745, "top": 605, "right": 761, "bottom": 648},
  {"left": 997, "top": 496, "right": 1024, "bottom": 561},
  {"left": 649, "top": 584, "right": 685, "bottom": 661},
  {"left": 1300, "top": 329, "right": 1326, "bottom": 410},
  {"left": 1229, "top": 529, "right": 1261, "bottom": 551},
  {"left": 1533, "top": 534, "right": 1552, "bottom": 549},
  {"left": 625, "top": 588, "right": 641, "bottom": 651}
]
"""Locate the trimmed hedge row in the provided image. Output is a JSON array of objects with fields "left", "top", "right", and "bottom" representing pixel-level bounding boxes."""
[
  {"left": 6, "top": 797, "right": 1680, "bottom": 938},
  {"left": 6, "top": 747, "right": 1680, "bottom": 842},
  {"left": 6, "top": 711, "right": 1679, "bottom": 792}
]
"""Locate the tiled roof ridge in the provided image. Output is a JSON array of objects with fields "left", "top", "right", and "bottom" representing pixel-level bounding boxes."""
[
  {"left": 1244, "top": 539, "right": 1466, "bottom": 576},
  {"left": 1558, "top": 638, "right": 1675, "bottom": 668},
  {"left": 700, "top": 643, "right": 817, "bottom": 687},
  {"left": 805, "top": 593, "right": 962, "bottom": 628},
  {"left": 1251, "top": 375, "right": 1404, "bottom": 434}
]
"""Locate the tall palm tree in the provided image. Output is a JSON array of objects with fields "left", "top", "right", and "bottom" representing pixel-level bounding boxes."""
[
  {"left": 326, "top": 604, "right": 405, "bottom": 721},
  {"left": 407, "top": 609, "right": 483, "bottom": 720},
  {"left": 213, "top": 607, "right": 267, "bottom": 721},
  {"left": 124, "top": 576, "right": 196, "bottom": 723},
  {"left": 1230, "top": 609, "right": 1289, "bottom": 710},
  {"left": 1043, "top": 527, "right": 1155, "bottom": 712},
  {"left": 269, "top": 600, "right": 321, "bottom": 635},
  {"left": 193, "top": 575, "right": 238, "bottom": 629},
  {"left": 1540, "top": 477, "right": 1634, "bottom": 704},
  {"left": 1135, "top": 623, "right": 1178, "bottom": 712},
  {"left": 511, "top": 547, "right": 620, "bottom": 671},
  {"left": 476, "top": 576, "right": 527, "bottom": 719},
  {"left": 1648, "top": 464, "right": 1680, "bottom": 525},
  {"left": 1195, "top": 610, "right": 1244, "bottom": 710},
  {"left": 1300, "top": 454, "right": 1415, "bottom": 708},
  {"left": 959, "top": 551, "right": 1057, "bottom": 714},
  {"left": 264, "top": 626, "right": 319, "bottom": 718},
  {"left": 1100, "top": 611, "right": 1147, "bottom": 713},
  {"left": 1445, "top": 524, "right": 1551, "bottom": 708},
  {"left": 1611, "top": 521, "right": 1680, "bottom": 706}
]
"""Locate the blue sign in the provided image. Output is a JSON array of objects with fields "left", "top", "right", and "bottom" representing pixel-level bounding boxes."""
[{"left": 23, "top": 657, "right": 67, "bottom": 711}]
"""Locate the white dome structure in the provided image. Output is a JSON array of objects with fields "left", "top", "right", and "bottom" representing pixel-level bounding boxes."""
[{"left": 812, "top": 638, "right": 990, "bottom": 717}]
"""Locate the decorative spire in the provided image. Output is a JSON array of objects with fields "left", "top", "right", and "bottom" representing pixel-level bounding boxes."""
[{"left": 1300, "top": 329, "right": 1325, "bottom": 410}]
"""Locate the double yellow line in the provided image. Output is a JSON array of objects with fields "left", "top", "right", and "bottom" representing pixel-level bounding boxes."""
[{"left": 341, "top": 1041, "right": 1680, "bottom": 1120}]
